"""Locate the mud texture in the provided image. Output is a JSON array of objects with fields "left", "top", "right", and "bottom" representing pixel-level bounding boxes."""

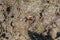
[{"left": 0, "top": 0, "right": 60, "bottom": 40}]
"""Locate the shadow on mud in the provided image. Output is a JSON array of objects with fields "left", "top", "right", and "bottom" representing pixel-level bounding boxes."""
[{"left": 28, "top": 30, "right": 54, "bottom": 40}]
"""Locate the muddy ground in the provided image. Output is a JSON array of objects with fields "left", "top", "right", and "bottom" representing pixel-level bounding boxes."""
[{"left": 0, "top": 0, "right": 60, "bottom": 40}]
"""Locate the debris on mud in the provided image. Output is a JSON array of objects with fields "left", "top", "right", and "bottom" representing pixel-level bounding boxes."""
[{"left": 0, "top": 0, "right": 60, "bottom": 40}]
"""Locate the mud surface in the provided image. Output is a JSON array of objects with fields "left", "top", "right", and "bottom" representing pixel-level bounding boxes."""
[{"left": 0, "top": 0, "right": 60, "bottom": 40}]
